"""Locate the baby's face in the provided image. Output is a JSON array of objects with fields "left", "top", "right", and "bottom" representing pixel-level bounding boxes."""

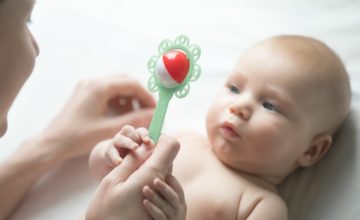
[
  {"left": 206, "top": 43, "right": 323, "bottom": 178},
  {"left": 0, "top": 0, "right": 38, "bottom": 136}
]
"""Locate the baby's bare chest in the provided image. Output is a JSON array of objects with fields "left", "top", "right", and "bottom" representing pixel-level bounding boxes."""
[
  {"left": 183, "top": 172, "right": 241, "bottom": 219},
  {"left": 173, "top": 142, "right": 244, "bottom": 219},
  {"left": 171, "top": 135, "right": 280, "bottom": 220}
]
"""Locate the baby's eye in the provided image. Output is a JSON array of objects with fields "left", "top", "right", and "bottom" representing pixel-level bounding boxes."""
[
  {"left": 263, "top": 101, "right": 279, "bottom": 112},
  {"left": 228, "top": 85, "right": 240, "bottom": 94}
]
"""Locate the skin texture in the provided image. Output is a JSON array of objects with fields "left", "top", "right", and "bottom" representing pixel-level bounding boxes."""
[
  {"left": 90, "top": 36, "right": 351, "bottom": 220},
  {"left": 86, "top": 135, "right": 180, "bottom": 220},
  {"left": 88, "top": 126, "right": 186, "bottom": 220},
  {"left": 0, "top": 0, "right": 39, "bottom": 136}
]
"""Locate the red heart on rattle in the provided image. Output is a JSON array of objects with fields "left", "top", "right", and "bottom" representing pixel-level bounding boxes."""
[{"left": 156, "top": 50, "right": 190, "bottom": 88}]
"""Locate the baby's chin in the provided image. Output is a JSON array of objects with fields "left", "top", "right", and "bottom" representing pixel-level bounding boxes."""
[{"left": 211, "top": 138, "right": 240, "bottom": 166}]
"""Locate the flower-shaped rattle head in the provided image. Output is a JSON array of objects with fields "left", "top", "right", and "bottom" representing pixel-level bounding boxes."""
[
  {"left": 147, "top": 35, "right": 201, "bottom": 142},
  {"left": 148, "top": 34, "right": 201, "bottom": 98}
]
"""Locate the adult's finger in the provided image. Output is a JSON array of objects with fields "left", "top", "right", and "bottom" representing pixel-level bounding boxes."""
[
  {"left": 99, "top": 75, "right": 156, "bottom": 108},
  {"left": 105, "top": 108, "right": 154, "bottom": 133},
  {"left": 144, "top": 135, "right": 180, "bottom": 174},
  {"left": 106, "top": 144, "right": 153, "bottom": 184}
]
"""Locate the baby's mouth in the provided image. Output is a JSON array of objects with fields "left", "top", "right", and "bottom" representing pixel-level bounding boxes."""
[{"left": 220, "top": 121, "right": 241, "bottom": 139}]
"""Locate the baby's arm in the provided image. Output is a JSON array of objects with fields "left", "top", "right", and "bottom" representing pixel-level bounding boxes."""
[
  {"left": 238, "top": 194, "right": 287, "bottom": 220},
  {"left": 142, "top": 175, "right": 186, "bottom": 220},
  {"left": 89, "top": 125, "right": 153, "bottom": 180}
]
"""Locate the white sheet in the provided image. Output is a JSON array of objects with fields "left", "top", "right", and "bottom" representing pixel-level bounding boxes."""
[{"left": 0, "top": 0, "right": 359, "bottom": 219}]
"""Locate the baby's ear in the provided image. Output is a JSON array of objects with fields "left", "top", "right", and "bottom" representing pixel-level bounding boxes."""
[{"left": 297, "top": 134, "right": 332, "bottom": 167}]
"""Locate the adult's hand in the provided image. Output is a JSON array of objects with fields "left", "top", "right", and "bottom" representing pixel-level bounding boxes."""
[
  {"left": 85, "top": 135, "right": 180, "bottom": 220},
  {"left": 0, "top": 75, "right": 155, "bottom": 220},
  {"left": 31, "top": 74, "right": 156, "bottom": 165}
]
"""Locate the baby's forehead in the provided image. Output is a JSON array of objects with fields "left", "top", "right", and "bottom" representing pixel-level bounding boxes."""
[
  {"left": 231, "top": 43, "right": 337, "bottom": 98},
  {"left": 252, "top": 37, "right": 332, "bottom": 67},
  {"left": 241, "top": 36, "right": 347, "bottom": 83}
]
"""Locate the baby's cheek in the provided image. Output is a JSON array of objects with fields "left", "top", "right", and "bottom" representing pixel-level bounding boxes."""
[{"left": 247, "top": 121, "right": 285, "bottom": 158}]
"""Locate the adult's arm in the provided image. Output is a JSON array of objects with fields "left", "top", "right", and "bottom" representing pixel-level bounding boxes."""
[
  {"left": 0, "top": 136, "right": 60, "bottom": 220},
  {"left": 0, "top": 75, "right": 155, "bottom": 219}
]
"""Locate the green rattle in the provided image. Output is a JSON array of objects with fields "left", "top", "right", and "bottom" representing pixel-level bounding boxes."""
[{"left": 147, "top": 35, "right": 201, "bottom": 143}]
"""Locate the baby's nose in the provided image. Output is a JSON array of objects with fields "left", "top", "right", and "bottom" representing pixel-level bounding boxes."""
[
  {"left": 230, "top": 105, "right": 252, "bottom": 120},
  {"left": 229, "top": 94, "right": 254, "bottom": 120}
]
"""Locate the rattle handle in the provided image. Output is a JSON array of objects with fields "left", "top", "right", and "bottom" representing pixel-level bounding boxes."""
[{"left": 149, "top": 89, "right": 173, "bottom": 143}]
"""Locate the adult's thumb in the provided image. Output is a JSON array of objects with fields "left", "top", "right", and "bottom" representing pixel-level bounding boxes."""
[
  {"left": 106, "top": 144, "right": 152, "bottom": 184},
  {"left": 144, "top": 135, "right": 180, "bottom": 174}
]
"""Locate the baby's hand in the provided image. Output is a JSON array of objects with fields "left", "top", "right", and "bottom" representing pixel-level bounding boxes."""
[
  {"left": 89, "top": 125, "right": 154, "bottom": 180},
  {"left": 142, "top": 175, "right": 186, "bottom": 220},
  {"left": 110, "top": 125, "right": 153, "bottom": 164}
]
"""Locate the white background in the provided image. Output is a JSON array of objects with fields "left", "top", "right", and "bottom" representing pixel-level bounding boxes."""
[{"left": 0, "top": 0, "right": 360, "bottom": 219}]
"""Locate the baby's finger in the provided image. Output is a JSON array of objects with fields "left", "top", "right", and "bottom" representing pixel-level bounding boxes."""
[
  {"left": 112, "top": 135, "right": 139, "bottom": 151},
  {"left": 166, "top": 175, "right": 186, "bottom": 204},
  {"left": 143, "top": 185, "right": 173, "bottom": 218},
  {"left": 105, "top": 146, "right": 122, "bottom": 166},
  {"left": 143, "top": 199, "right": 167, "bottom": 220},
  {"left": 136, "top": 127, "right": 153, "bottom": 146},
  {"left": 118, "top": 125, "right": 142, "bottom": 144},
  {"left": 154, "top": 177, "right": 182, "bottom": 209}
]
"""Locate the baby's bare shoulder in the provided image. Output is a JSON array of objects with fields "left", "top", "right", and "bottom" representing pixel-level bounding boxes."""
[{"left": 237, "top": 189, "right": 287, "bottom": 220}]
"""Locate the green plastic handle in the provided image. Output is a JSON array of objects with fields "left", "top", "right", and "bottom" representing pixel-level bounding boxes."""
[{"left": 148, "top": 88, "right": 173, "bottom": 143}]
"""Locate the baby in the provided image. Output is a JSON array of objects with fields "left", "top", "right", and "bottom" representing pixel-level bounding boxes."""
[{"left": 89, "top": 35, "right": 351, "bottom": 220}]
